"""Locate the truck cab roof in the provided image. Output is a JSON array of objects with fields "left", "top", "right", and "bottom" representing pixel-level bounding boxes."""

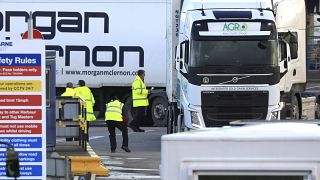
[{"left": 182, "top": 0, "right": 273, "bottom": 12}]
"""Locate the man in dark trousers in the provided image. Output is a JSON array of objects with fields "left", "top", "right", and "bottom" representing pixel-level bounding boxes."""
[
  {"left": 130, "top": 70, "right": 149, "bottom": 132},
  {"left": 105, "top": 95, "right": 130, "bottom": 153}
]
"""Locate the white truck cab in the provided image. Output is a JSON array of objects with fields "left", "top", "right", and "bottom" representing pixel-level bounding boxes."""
[
  {"left": 172, "top": 0, "right": 282, "bottom": 130},
  {"left": 161, "top": 122, "right": 320, "bottom": 180}
]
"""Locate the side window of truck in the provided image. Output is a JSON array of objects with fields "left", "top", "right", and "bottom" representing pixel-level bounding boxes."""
[
  {"left": 180, "top": 41, "right": 189, "bottom": 71},
  {"left": 279, "top": 40, "right": 287, "bottom": 61},
  {"left": 279, "top": 31, "right": 298, "bottom": 60},
  {"left": 289, "top": 32, "right": 298, "bottom": 60},
  {"left": 184, "top": 41, "right": 189, "bottom": 67}
]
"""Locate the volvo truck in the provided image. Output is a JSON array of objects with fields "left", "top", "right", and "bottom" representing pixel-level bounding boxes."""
[
  {"left": 167, "top": 0, "right": 283, "bottom": 132},
  {"left": 167, "top": 0, "right": 320, "bottom": 132}
]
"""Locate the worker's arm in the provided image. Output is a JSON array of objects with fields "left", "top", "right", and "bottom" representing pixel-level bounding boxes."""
[
  {"left": 133, "top": 81, "right": 148, "bottom": 95},
  {"left": 91, "top": 92, "right": 95, "bottom": 105}
]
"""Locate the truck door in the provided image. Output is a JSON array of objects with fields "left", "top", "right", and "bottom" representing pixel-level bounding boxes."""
[
  {"left": 279, "top": 39, "right": 291, "bottom": 92},
  {"left": 176, "top": 40, "right": 189, "bottom": 108},
  {"left": 279, "top": 32, "right": 298, "bottom": 93}
]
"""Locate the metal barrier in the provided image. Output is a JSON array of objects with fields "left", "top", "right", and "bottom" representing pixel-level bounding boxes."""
[
  {"left": 56, "top": 96, "right": 88, "bottom": 151},
  {"left": 47, "top": 152, "right": 71, "bottom": 179}
]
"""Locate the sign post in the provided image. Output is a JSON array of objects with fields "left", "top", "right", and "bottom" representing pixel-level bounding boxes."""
[
  {"left": 21, "top": 29, "right": 44, "bottom": 40},
  {"left": 0, "top": 40, "right": 46, "bottom": 179}
]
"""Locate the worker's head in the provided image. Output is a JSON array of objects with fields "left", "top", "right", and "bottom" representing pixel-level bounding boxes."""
[
  {"left": 110, "top": 94, "right": 119, "bottom": 101},
  {"left": 137, "top": 69, "right": 145, "bottom": 80},
  {"left": 66, "top": 82, "right": 73, "bottom": 88},
  {"left": 78, "top": 80, "right": 85, "bottom": 87}
]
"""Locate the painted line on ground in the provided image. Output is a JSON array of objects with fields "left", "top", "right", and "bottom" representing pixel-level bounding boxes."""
[
  {"left": 87, "top": 143, "right": 98, "bottom": 157},
  {"left": 96, "top": 174, "right": 160, "bottom": 179},
  {"left": 105, "top": 166, "right": 159, "bottom": 172}
]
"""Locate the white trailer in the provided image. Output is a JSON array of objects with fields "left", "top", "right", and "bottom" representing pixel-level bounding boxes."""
[
  {"left": 161, "top": 122, "right": 320, "bottom": 180},
  {"left": 0, "top": 0, "right": 169, "bottom": 126}
]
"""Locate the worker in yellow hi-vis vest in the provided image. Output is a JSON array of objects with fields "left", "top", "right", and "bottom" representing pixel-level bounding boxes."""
[
  {"left": 130, "top": 69, "right": 150, "bottom": 132},
  {"left": 75, "top": 80, "right": 96, "bottom": 140},
  {"left": 61, "top": 82, "right": 76, "bottom": 97},
  {"left": 105, "top": 94, "right": 130, "bottom": 153}
]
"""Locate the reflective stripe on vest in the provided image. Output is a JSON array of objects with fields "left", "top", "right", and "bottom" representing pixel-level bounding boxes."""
[
  {"left": 61, "top": 88, "right": 76, "bottom": 97},
  {"left": 132, "top": 76, "right": 149, "bottom": 107},
  {"left": 105, "top": 100, "right": 123, "bottom": 121},
  {"left": 75, "top": 86, "right": 96, "bottom": 121}
]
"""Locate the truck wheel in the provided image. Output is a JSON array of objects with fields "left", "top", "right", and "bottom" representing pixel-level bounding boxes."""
[
  {"left": 290, "top": 96, "right": 300, "bottom": 119},
  {"left": 151, "top": 97, "right": 168, "bottom": 127},
  {"left": 280, "top": 108, "right": 287, "bottom": 119}
]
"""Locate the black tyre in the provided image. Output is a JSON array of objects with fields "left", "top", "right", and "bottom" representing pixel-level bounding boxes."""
[
  {"left": 290, "top": 95, "right": 300, "bottom": 119},
  {"left": 280, "top": 107, "right": 288, "bottom": 120},
  {"left": 151, "top": 97, "right": 168, "bottom": 127}
]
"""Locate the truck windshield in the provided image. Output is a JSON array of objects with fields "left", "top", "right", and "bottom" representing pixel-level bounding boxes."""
[{"left": 190, "top": 40, "right": 278, "bottom": 67}]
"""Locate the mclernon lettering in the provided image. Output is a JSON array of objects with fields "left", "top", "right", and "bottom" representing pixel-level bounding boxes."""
[{"left": 46, "top": 45, "right": 145, "bottom": 67}]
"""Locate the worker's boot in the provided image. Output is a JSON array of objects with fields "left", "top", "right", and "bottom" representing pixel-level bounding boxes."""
[
  {"left": 137, "top": 127, "right": 145, "bottom": 132},
  {"left": 121, "top": 146, "right": 131, "bottom": 152},
  {"left": 129, "top": 125, "right": 139, "bottom": 132}
]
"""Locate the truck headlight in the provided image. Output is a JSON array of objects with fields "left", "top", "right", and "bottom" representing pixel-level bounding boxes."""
[{"left": 191, "top": 111, "right": 202, "bottom": 128}]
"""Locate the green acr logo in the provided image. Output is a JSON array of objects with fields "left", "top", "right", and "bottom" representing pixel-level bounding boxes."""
[{"left": 223, "top": 23, "right": 248, "bottom": 31}]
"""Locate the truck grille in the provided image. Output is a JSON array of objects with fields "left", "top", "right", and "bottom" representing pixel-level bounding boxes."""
[{"left": 201, "top": 91, "right": 268, "bottom": 127}]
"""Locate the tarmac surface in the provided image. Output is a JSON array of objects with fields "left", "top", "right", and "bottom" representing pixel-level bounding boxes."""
[{"left": 53, "top": 120, "right": 165, "bottom": 180}]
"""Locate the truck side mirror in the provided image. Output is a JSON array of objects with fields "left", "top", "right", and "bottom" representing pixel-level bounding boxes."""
[
  {"left": 6, "top": 148, "right": 20, "bottom": 178},
  {"left": 281, "top": 31, "right": 298, "bottom": 60},
  {"left": 179, "top": 60, "right": 183, "bottom": 69}
]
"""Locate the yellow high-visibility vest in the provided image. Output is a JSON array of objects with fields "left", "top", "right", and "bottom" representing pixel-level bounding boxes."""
[
  {"left": 105, "top": 100, "right": 124, "bottom": 121},
  {"left": 132, "top": 76, "right": 149, "bottom": 107},
  {"left": 61, "top": 88, "right": 76, "bottom": 97},
  {"left": 74, "top": 86, "right": 96, "bottom": 121}
]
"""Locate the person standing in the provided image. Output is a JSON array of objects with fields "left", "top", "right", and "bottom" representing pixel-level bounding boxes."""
[
  {"left": 74, "top": 80, "right": 96, "bottom": 140},
  {"left": 61, "top": 82, "right": 76, "bottom": 97},
  {"left": 130, "top": 70, "right": 149, "bottom": 132},
  {"left": 105, "top": 95, "right": 130, "bottom": 153}
]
